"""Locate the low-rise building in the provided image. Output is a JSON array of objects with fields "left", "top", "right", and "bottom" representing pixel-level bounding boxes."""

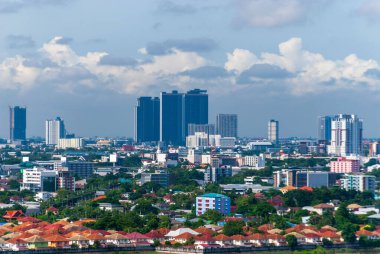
[
  {"left": 330, "top": 157, "right": 360, "bottom": 173},
  {"left": 340, "top": 174, "right": 376, "bottom": 192},
  {"left": 196, "top": 193, "right": 231, "bottom": 216}
]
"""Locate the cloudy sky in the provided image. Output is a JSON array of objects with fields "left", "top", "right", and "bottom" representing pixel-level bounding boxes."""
[{"left": 1, "top": 0, "right": 380, "bottom": 138}]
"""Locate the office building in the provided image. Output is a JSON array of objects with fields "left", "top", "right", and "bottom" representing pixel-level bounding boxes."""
[
  {"left": 273, "top": 168, "right": 338, "bottom": 188},
  {"left": 196, "top": 193, "right": 231, "bottom": 216},
  {"left": 67, "top": 161, "right": 94, "bottom": 178},
  {"left": 9, "top": 106, "right": 26, "bottom": 141},
  {"left": 21, "top": 167, "right": 57, "bottom": 192},
  {"left": 243, "top": 154, "right": 266, "bottom": 169},
  {"left": 140, "top": 170, "right": 170, "bottom": 187},
  {"left": 327, "top": 114, "right": 363, "bottom": 156},
  {"left": 160, "top": 90, "right": 185, "bottom": 145},
  {"left": 57, "top": 138, "right": 84, "bottom": 149},
  {"left": 186, "top": 132, "right": 209, "bottom": 148},
  {"left": 204, "top": 166, "right": 232, "bottom": 183},
  {"left": 340, "top": 174, "right": 376, "bottom": 192},
  {"left": 330, "top": 157, "right": 360, "bottom": 173},
  {"left": 184, "top": 89, "right": 208, "bottom": 137},
  {"left": 369, "top": 142, "right": 380, "bottom": 157},
  {"left": 268, "top": 119, "right": 279, "bottom": 144},
  {"left": 188, "top": 123, "right": 215, "bottom": 136},
  {"left": 46, "top": 117, "right": 66, "bottom": 145},
  {"left": 318, "top": 116, "right": 332, "bottom": 142},
  {"left": 134, "top": 97, "right": 160, "bottom": 143},
  {"left": 216, "top": 114, "right": 238, "bottom": 138}
]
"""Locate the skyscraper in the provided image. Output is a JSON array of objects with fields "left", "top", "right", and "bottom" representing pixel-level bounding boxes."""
[
  {"left": 216, "top": 114, "right": 238, "bottom": 138},
  {"left": 160, "top": 90, "right": 185, "bottom": 145},
  {"left": 268, "top": 119, "right": 279, "bottom": 143},
  {"left": 188, "top": 124, "right": 215, "bottom": 136},
  {"left": 159, "top": 89, "right": 209, "bottom": 145},
  {"left": 46, "top": 117, "right": 66, "bottom": 145},
  {"left": 184, "top": 89, "right": 208, "bottom": 136},
  {"left": 9, "top": 106, "right": 26, "bottom": 142},
  {"left": 327, "top": 114, "right": 363, "bottom": 156},
  {"left": 134, "top": 97, "right": 160, "bottom": 143},
  {"left": 317, "top": 116, "right": 332, "bottom": 143}
]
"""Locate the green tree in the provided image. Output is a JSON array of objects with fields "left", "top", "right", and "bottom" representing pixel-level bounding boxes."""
[
  {"left": 341, "top": 223, "right": 358, "bottom": 243},
  {"left": 202, "top": 209, "right": 223, "bottom": 224},
  {"left": 223, "top": 220, "right": 245, "bottom": 236},
  {"left": 285, "top": 235, "right": 298, "bottom": 249}
]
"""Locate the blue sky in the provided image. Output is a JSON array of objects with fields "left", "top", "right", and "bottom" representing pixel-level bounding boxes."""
[{"left": 1, "top": 0, "right": 380, "bottom": 138}]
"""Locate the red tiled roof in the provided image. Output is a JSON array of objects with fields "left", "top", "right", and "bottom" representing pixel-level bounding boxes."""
[
  {"left": 213, "top": 234, "right": 232, "bottom": 241},
  {"left": 3, "top": 210, "right": 24, "bottom": 219}
]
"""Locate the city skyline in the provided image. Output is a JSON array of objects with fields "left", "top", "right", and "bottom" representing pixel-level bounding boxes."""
[{"left": 2, "top": 1, "right": 380, "bottom": 137}]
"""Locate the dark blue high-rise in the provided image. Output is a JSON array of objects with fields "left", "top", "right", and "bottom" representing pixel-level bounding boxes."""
[
  {"left": 160, "top": 89, "right": 208, "bottom": 146},
  {"left": 134, "top": 97, "right": 160, "bottom": 142},
  {"left": 9, "top": 106, "right": 26, "bottom": 141},
  {"left": 184, "top": 89, "right": 208, "bottom": 137}
]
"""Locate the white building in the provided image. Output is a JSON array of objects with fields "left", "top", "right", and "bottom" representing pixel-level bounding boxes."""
[
  {"left": 21, "top": 167, "right": 57, "bottom": 192},
  {"left": 340, "top": 174, "right": 376, "bottom": 192},
  {"left": 328, "top": 114, "right": 363, "bottom": 156},
  {"left": 57, "top": 138, "right": 84, "bottom": 149},
  {"left": 243, "top": 154, "right": 266, "bottom": 169},
  {"left": 186, "top": 132, "right": 209, "bottom": 148},
  {"left": 45, "top": 117, "right": 66, "bottom": 145},
  {"left": 187, "top": 149, "right": 202, "bottom": 164},
  {"left": 219, "top": 137, "right": 236, "bottom": 148},
  {"left": 268, "top": 119, "right": 279, "bottom": 144}
]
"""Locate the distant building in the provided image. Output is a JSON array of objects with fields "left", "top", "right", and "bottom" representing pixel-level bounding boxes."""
[
  {"left": 66, "top": 161, "right": 94, "bottom": 178},
  {"left": 46, "top": 117, "right": 66, "bottom": 145},
  {"left": 340, "top": 174, "right": 376, "bottom": 192},
  {"left": 330, "top": 157, "right": 360, "bottom": 173},
  {"left": 134, "top": 97, "right": 160, "bottom": 143},
  {"left": 268, "top": 119, "right": 279, "bottom": 144},
  {"left": 204, "top": 166, "right": 232, "bottom": 183},
  {"left": 369, "top": 142, "right": 380, "bottom": 157},
  {"left": 317, "top": 116, "right": 333, "bottom": 143},
  {"left": 21, "top": 167, "right": 57, "bottom": 192},
  {"left": 216, "top": 114, "right": 238, "bottom": 138},
  {"left": 186, "top": 132, "right": 209, "bottom": 148},
  {"left": 243, "top": 154, "right": 266, "bottom": 169},
  {"left": 184, "top": 89, "right": 208, "bottom": 137},
  {"left": 57, "top": 138, "right": 84, "bottom": 149},
  {"left": 140, "top": 170, "right": 169, "bottom": 187},
  {"left": 327, "top": 114, "right": 363, "bottom": 156},
  {"left": 273, "top": 168, "right": 338, "bottom": 188},
  {"left": 57, "top": 168, "right": 75, "bottom": 191},
  {"left": 196, "top": 193, "right": 231, "bottom": 216},
  {"left": 188, "top": 124, "right": 215, "bottom": 136},
  {"left": 9, "top": 106, "right": 26, "bottom": 142},
  {"left": 160, "top": 89, "right": 209, "bottom": 146}
]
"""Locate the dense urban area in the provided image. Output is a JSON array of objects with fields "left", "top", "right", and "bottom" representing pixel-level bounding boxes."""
[{"left": 0, "top": 94, "right": 378, "bottom": 253}]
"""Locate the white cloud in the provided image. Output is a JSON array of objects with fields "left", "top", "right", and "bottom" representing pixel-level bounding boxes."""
[
  {"left": 0, "top": 36, "right": 380, "bottom": 96},
  {"left": 357, "top": 0, "right": 380, "bottom": 18}
]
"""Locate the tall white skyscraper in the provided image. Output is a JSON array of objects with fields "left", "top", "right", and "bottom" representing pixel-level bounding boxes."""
[
  {"left": 268, "top": 119, "right": 279, "bottom": 143},
  {"left": 46, "top": 117, "right": 66, "bottom": 145},
  {"left": 327, "top": 114, "right": 363, "bottom": 156}
]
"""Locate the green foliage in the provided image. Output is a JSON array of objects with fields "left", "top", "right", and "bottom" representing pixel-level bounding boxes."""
[
  {"left": 341, "top": 223, "right": 359, "bottom": 243},
  {"left": 322, "top": 238, "right": 333, "bottom": 246},
  {"left": 123, "top": 156, "right": 142, "bottom": 167},
  {"left": 134, "top": 199, "right": 159, "bottom": 215},
  {"left": 223, "top": 220, "right": 245, "bottom": 236},
  {"left": 285, "top": 234, "right": 298, "bottom": 249},
  {"left": 201, "top": 209, "right": 223, "bottom": 224}
]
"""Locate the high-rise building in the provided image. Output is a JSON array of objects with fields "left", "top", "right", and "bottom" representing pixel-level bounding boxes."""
[
  {"left": 160, "top": 90, "right": 185, "bottom": 145},
  {"left": 46, "top": 117, "right": 66, "bottom": 145},
  {"left": 188, "top": 123, "right": 215, "bottom": 136},
  {"left": 268, "top": 119, "right": 279, "bottom": 143},
  {"left": 9, "top": 106, "right": 26, "bottom": 142},
  {"left": 134, "top": 97, "right": 160, "bottom": 143},
  {"left": 318, "top": 116, "right": 332, "bottom": 142},
  {"left": 216, "top": 114, "right": 238, "bottom": 138},
  {"left": 184, "top": 89, "right": 208, "bottom": 136},
  {"left": 327, "top": 114, "right": 363, "bottom": 156}
]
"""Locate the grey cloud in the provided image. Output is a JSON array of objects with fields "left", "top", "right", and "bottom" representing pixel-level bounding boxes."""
[
  {"left": 237, "top": 64, "right": 293, "bottom": 83},
  {"left": 156, "top": 0, "right": 197, "bottom": 14},
  {"left": 6, "top": 35, "right": 35, "bottom": 49},
  {"left": 0, "top": 0, "right": 72, "bottom": 13},
  {"left": 99, "top": 55, "right": 137, "bottom": 66},
  {"left": 145, "top": 38, "right": 217, "bottom": 55},
  {"left": 23, "top": 57, "right": 57, "bottom": 68},
  {"left": 181, "top": 66, "right": 230, "bottom": 79}
]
